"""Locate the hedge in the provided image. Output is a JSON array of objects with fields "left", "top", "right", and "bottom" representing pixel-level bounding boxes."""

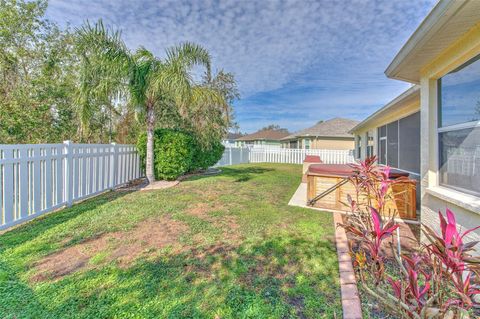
[{"left": 137, "top": 129, "right": 224, "bottom": 180}]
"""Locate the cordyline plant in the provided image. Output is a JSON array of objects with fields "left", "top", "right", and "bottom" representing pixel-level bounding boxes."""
[{"left": 338, "top": 157, "right": 480, "bottom": 319}]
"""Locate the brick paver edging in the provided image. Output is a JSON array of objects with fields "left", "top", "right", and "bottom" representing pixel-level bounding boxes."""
[{"left": 333, "top": 213, "right": 362, "bottom": 319}]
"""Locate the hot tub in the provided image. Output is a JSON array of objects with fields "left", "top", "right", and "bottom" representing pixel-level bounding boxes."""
[{"left": 306, "top": 164, "right": 417, "bottom": 220}]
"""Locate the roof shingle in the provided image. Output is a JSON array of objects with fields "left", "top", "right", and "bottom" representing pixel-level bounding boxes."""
[
  {"left": 282, "top": 118, "right": 359, "bottom": 140},
  {"left": 236, "top": 129, "right": 290, "bottom": 141}
]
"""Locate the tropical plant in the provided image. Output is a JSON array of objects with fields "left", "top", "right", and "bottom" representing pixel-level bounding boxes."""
[
  {"left": 339, "top": 157, "right": 480, "bottom": 318},
  {"left": 76, "top": 20, "right": 228, "bottom": 183}
]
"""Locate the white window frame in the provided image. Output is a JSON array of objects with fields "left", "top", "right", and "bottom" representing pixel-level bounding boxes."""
[
  {"left": 356, "top": 135, "right": 362, "bottom": 159},
  {"left": 437, "top": 119, "right": 480, "bottom": 196}
]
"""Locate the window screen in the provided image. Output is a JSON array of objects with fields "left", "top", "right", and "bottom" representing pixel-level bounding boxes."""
[
  {"left": 379, "top": 139, "right": 386, "bottom": 165},
  {"left": 379, "top": 125, "right": 386, "bottom": 137},
  {"left": 439, "top": 126, "right": 480, "bottom": 195},
  {"left": 387, "top": 122, "right": 398, "bottom": 168},
  {"left": 399, "top": 112, "right": 420, "bottom": 173}
]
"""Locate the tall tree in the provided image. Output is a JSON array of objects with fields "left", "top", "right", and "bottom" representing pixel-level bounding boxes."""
[
  {"left": 0, "top": 0, "right": 78, "bottom": 143},
  {"left": 76, "top": 21, "right": 227, "bottom": 183}
]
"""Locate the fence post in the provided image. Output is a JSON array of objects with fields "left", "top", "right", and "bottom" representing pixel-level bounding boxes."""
[
  {"left": 110, "top": 143, "right": 117, "bottom": 189},
  {"left": 229, "top": 147, "right": 232, "bottom": 165},
  {"left": 63, "top": 140, "right": 73, "bottom": 207}
]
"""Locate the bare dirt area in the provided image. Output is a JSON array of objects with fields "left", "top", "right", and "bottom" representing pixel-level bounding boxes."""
[
  {"left": 187, "top": 202, "right": 242, "bottom": 242},
  {"left": 32, "top": 215, "right": 188, "bottom": 281}
]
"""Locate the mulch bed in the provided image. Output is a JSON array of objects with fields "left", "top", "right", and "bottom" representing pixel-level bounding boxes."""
[{"left": 340, "top": 214, "right": 421, "bottom": 318}]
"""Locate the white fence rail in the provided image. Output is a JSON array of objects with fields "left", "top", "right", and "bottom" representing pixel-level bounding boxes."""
[
  {"left": 0, "top": 142, "right": 142, "bottom": 231},
  {"left": 216, "top": 147, "right": 355, "bottom": 166}
]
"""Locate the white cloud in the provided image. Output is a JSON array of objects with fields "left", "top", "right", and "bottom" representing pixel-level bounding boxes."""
[{"left": 47, "top": 0, "right": 437, "bottom": 132}]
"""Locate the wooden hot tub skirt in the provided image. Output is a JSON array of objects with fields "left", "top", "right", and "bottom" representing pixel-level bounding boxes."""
[{"left": 306, "top": 170, "right": 417, "bottom": 220}]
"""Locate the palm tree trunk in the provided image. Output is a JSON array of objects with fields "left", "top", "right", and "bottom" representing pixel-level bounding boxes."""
[{"left": 146, "top": 103, "right": 155, "bottom": 183}]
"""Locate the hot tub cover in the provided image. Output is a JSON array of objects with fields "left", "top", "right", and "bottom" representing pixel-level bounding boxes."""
[
  {"left": 307, "top": 164, "right": 409, "bottom": 178},
  {"left": 303, "top": 155, "right": 322, "bottom": 163}
]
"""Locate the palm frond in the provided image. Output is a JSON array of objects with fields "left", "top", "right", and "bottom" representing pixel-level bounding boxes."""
[
  {"left": 74, "top": 19, "right": 131, "bottom": 132},
  {"left": 165, "top": 42, "right": 212, "bottom": 80}
]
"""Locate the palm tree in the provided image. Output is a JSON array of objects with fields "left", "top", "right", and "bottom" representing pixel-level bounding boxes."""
[{"left": 76, "top": 21, "right": 226, "bottom": 183}]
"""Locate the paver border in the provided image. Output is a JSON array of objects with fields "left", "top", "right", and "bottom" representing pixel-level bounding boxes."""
[{"left": 333, "top": 212, "right": 362, "bottom": 319}]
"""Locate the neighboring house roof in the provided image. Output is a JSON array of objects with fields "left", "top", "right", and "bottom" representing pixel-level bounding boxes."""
[
  {"left": 224, "top": 132, "right": 244, "bottom": 140},
  {"left": 281, "top": 118, "right": 359, "bottom": 140},
  {"left": 236, "top": 129, "right": 290, "bottom": 141},
  {"left": 350, "top": 85, "right": 420, "bottom": 133},
  {"left": 385, "top": 0, "right": 480, "bottom": 83}
]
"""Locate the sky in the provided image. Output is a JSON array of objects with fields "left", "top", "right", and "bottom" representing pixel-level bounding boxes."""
[{"left": 47, "top": 0, "right": 438, "bottom": 133}]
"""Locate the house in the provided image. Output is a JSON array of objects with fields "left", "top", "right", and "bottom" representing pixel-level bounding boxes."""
[
  {"left": 355, "top": 0, "right": 480, "bottom": 242},
  {"left": 222, "top": 132, "right": 244, "bottom": 147},
  {"left": 281, "top": 118, "right": 359, "bottom": 150},
  {"left": 350, "top": 85, "right": 420, "bottom": 176},
  {"left": 235, "top": 128, "right": 290, "bottom": 148}
]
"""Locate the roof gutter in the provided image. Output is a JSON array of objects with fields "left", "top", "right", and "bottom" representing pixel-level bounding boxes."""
[
  {"left": 385, "top": 0, "right": 458, "bottom": 81},
  {"left": 349, "top": 85, "right": 420, "bottom": 133}
]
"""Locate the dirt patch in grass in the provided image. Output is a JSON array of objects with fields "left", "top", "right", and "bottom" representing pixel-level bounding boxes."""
[
  {"left": 187, "top": 202, "right": 242, "bottom": 242},
  {"left": 188, "top": 203, "right": 212, "bottom": 219},
  {"left": 32, "top": 215, "right": 188, "bottom": 281},
  {"left": 110, "top": 216, "right": 188, "bottom": 266}
]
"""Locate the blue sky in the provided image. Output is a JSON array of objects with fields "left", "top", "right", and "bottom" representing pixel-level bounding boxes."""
[{"left": 47, "top": 0, "right": 437, "bottom": 133}]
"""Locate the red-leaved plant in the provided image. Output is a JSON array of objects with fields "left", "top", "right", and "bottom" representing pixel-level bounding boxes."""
[{"left": 339, "top": 157, "right": 480, "bottom": 319}]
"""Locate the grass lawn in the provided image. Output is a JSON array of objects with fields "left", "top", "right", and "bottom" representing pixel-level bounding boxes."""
[{"left": 0, "top": 163, "right": 341, "bottom": 318}]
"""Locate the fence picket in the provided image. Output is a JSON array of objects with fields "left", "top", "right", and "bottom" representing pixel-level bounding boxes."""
[
  {"left": 45, "top": 147, "right": 53, "bottom": 209},
  {"left": 3, "top": 149, "right": 14, "bottom": 225},
  {"left": 0, "top": 142, "right": 143, "bottom": 231},
  {"left": 216, "top": 147, "right": 354, "bottom": 167}
]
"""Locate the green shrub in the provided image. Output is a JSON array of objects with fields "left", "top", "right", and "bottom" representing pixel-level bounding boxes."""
[
  {"left": 137, "top": 129, "right": 196, "bottom": 180},
  {"left": 193, "top": 140, "right": 225, "bottom": 170}
]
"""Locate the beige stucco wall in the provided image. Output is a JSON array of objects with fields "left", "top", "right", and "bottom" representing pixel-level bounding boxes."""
[
  {"left": 281, "top": 137, "right": 354, "bottom": 150},
  {"left": 419, "top": 22, "right": 480, "bottom": 243},
  {"left": 311, "top": 137, "right": 354, "bottom": 150}
]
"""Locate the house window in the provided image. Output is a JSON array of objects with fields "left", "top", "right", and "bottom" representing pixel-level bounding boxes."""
[
  {"left": 356, "top": 135, "right": 362, "bottom": 159},
  {"left": 366, "top": 131, "right": 374, "bottom": 157},
  {"left": 378, "top": 126, "right": 387, "bottom": 165},
  {"left": 438, "top": 54, "right": 480, "bottom": 195},
  {"left": 304, "top": 139, "right": 311, "bottom": 149}
]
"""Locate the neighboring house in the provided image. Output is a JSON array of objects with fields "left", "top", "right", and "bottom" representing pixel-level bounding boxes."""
[
  {"left": 235, "top": 128, "right": 290, "bottom": 148},
  {"left": 222, "top": 132, "right": 244, "bottom": 147},
  {"left": 281, "top": 118, "right": 359, "bottom": 150},
  {"left": 357, "top": 0, "right": 480, "bottom": 242}
]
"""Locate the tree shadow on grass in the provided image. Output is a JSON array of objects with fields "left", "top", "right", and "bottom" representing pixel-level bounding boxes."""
[
  {"left": 0, "top": 191, "right": 133, "bottom": 254},
  {"left": 7, "top": 235, "right": 341, "bottom": 318}
]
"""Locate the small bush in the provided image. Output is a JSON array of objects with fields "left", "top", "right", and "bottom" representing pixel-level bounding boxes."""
[
  {"left": 137, "top": 129, "right": 197, "bottom": 180},
  {"left": 137, "top": 129, "right": 224, "bottom": 180},
  {"left": 193, "top": 140, "right": 225, "bottom": 170}
]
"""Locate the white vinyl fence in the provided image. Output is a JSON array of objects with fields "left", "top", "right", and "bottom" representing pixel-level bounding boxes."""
[
  {"left": 215, "top": 147, "right": 251, "bottom": 166},
  {"left": 0, "top": 142, "right": 142, "bottom": 230},
  {"left": 216, "top": 147, "right": 354, "bottom": 166}
]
